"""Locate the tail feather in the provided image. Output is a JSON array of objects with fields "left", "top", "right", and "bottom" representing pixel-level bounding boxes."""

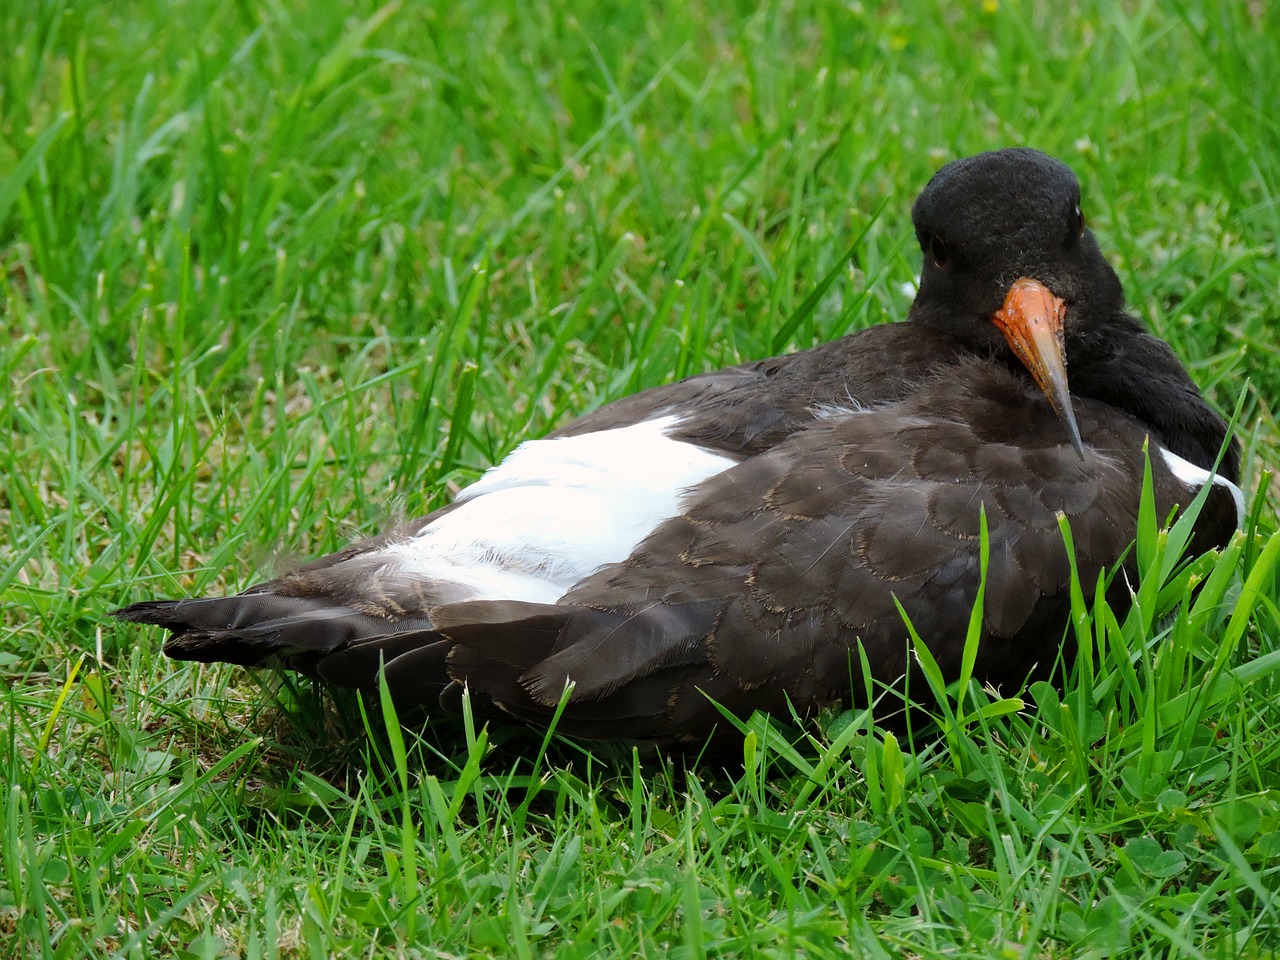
[
  {"left": 112, "top": 595, "right": 435, "bottom": 673},
  {"left": 117, "top": 586, "right": 736, "bottom": 747}
]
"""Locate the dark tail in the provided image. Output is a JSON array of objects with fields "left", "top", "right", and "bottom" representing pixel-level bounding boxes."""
[{"left": 113, "top": 593, "right": 435, "bottom": 681}]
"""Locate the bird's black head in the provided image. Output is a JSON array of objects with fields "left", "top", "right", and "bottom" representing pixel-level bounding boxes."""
[
  {"left": 905, "top": 148, "right": 1236, "bottom": 478},
  {"left": 908, "top": 147, "right": 1128, "bottom": 359}
]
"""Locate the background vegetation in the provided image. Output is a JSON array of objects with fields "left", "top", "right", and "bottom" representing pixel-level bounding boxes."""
[{"left": 3, "top": 0, "right": 1278, "bottom": 956}]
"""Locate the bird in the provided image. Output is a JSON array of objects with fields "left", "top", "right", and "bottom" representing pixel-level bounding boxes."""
[{"left": 115, "top": 148, "right": 1243, "bottom": 750}]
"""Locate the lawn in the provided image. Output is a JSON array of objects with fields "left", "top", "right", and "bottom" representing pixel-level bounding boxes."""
[{"left": 3, "top": 0, "right": 1279, "bottom": 956}]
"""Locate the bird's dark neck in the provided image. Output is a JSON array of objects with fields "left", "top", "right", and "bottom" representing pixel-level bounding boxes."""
[{"left": 1071, "top": 313, "right": 1239, "bottom": 482}]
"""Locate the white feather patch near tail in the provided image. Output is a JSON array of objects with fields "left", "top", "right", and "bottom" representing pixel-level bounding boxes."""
[
  {"left": 378, "top": 416, "right": 736, "bottom": 602},
  {"left": 1157, "top": 446, "right": 1245, "bottom": 526}
]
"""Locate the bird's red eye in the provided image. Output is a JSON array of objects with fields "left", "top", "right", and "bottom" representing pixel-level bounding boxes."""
[{"left": 929, "top": 234, "right": 949, "bottom": 267}]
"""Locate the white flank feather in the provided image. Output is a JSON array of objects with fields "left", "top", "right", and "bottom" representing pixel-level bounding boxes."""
[
  {"left": 377, "top": 415, "right": 736, "bottom": 602},
  {"left": 1158, "top": 446, "right": 1245, "bottom": 526}
]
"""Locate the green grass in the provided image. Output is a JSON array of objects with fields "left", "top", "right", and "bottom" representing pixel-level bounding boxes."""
[{"left": 3, "top": 0, "right": 1280, "bottom": 956}]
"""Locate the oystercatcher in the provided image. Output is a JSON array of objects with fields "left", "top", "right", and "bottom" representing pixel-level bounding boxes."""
[{"left": 116, "top": 148, "right": 1242, "bottom": 746}]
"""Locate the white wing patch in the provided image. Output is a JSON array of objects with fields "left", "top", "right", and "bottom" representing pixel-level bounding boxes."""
[
  {"left": 1158, "top": 446, "right": 1245, "bottom": 526},
  {"left": 809, "top": 400, "right": 871, "bottom": 419},
  {"left": 377, "top": 416, "right": 736, "bottom": 602}
]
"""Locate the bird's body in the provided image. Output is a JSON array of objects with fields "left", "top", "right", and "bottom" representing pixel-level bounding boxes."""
[{"left": 116, "top": 149, "right": 1242, "bottom": 748}]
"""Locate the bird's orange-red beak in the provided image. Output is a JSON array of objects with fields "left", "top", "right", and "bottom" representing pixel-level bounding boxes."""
[{"left": 992, "top": 277, "right": 1085, "bottom": 458}]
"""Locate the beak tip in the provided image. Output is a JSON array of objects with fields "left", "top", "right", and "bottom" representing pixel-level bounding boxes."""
[{"left": 1066, "top": 416, "right": 1086, "bottom": 460}]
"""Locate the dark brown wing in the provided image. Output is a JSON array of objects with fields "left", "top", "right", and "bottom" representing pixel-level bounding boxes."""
[
  {"left": 551, "top": 323, "right": 966, "bottom": 453},
  {"left": 113, "top": 324, "right": 964, "bottom": 677},
  {"left": 428, "top": 360, "right": 1237, "bottom": 744}
]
